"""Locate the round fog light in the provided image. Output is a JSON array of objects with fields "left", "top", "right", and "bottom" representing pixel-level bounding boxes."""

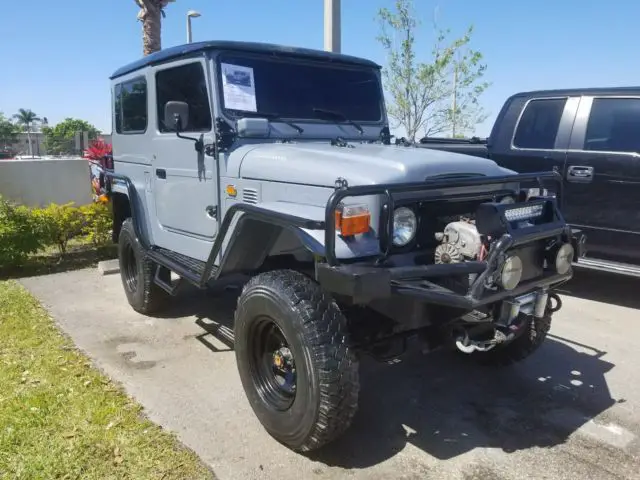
[
  {"left": 499, "top": 195, "right": 516, "bottom": 204},
  {"left": 500, "top": 255, "right": 523, "bottom": 290},
  {"left": 555, "top": 243, "right": 575, "bottom": 275}
]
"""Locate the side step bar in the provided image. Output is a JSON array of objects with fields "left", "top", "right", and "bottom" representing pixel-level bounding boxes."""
[
  {"left": 153, "top": 267, "right": 181, "bottom": 295},
  {"left": 147, "top": 247, "right": 220, "bottom": 293},
  {"left": 574, "top": 257, "right": 640, "bottom": 278}
]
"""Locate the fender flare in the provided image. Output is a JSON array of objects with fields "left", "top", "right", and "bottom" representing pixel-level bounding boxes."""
[
  {"left": 106, "top": 173, "right": 151, "bottom": 248},
  {"left": 209, "top": 202, "right": 326, "bottom": 278}
]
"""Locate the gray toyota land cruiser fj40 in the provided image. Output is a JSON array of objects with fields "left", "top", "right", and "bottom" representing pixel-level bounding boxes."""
[{"left": 105, "top": 40, "right": 585, "bottom": 452}]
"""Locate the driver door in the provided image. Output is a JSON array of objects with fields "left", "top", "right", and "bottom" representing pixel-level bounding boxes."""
[{"left": 151, "top": 59, "right": 218, "bottom": 241}]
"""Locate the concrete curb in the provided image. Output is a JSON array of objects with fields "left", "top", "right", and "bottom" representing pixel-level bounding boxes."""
[{"left": 97, "top": 259, "right": 120, "bottom": 276}]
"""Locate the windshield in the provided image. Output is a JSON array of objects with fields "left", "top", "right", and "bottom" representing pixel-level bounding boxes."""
[{"left": 216, "top": 52, "right": 383, "bottom": 122}]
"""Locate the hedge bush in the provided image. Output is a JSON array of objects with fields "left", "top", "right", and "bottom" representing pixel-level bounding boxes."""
[
  {"left": 80, "top": 202, "right": 113, "bottom": 247},
  {"left": 0, "top": 197, "right": 44, "bottom": 267},
  {"left": 32, "top": 203, "right": 85, "bottom": 256},
  {"left": 0, "top": 196, "right": 113, "bottom": 268}
]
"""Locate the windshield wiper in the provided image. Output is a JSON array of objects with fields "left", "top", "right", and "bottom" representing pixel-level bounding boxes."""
[
  {"left": 235, "top": 111, "right": 304, "bottom": 134},
  {"left": 312, "top": 108, "right": 363, "bottom": 135}
]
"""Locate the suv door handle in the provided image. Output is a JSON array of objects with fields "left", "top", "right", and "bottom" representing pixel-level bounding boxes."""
[
  {"left": 205, "top": 205, "right": 217, "bottom": 218},
  {"left": 156, "top": 168, "right": 166, "bottom": 179},
  {"left": 567, "top": 165, "right": 594, "bottom": 183}
]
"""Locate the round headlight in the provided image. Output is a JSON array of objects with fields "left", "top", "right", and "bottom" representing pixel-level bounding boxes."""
[
  {"left": 499, "top": 195, "right": 516, "bottom": 204},
  {"left": 500, "top": 255, "right": 523, "bottom": 290},
  {"left": 555, "top": 243, "right": 575, "bottom": 275},
  {"left": 392, "top": 207, "right": 417, "bottom": 247}
]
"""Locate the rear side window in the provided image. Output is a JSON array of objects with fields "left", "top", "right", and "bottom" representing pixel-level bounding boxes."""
[
  {"left": 114, "top": 77, "right": 148, "bottom": 134},
  {"left": 156, "top": 62, "right": 212, "bottom": 133},
  {"left": 584, "top": 98, "right": 640, "bottom": 153},
  {"left": 513, "top": 98, "right": 567, "bottom": 149}
]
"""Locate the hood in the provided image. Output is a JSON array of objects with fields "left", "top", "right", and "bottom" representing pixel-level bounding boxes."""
[{"left": 237, "top": 142, "right": 514, "bottom": 187}]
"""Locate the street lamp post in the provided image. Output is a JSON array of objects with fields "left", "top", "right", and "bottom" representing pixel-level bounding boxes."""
[
  {"left": 187, "top": 10, "right": 201, "bottom": 43},
  {"left": 324, "top": 0, "right": 341, "bottom": 53}
]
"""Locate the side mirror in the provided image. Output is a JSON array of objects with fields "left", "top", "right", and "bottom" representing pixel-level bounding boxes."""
[{"left": 164, "top": 101, "right": 189, "bottom": 132}]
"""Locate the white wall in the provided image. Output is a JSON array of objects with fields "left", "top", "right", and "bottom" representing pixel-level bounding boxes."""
[{"left": 0, "top": 158, "right": 93, "bottom": 207}]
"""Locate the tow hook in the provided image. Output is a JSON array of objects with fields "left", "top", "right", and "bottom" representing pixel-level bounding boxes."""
[
  {"left": 454, "top": 328, "right": 514, "bottom": 354},
  {"left": 547, "top": 292, "right": 562, "bottom": 313}
]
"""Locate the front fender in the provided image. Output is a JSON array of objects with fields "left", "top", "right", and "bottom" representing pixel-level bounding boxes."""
[
  {"left": 244, "top": 201, "right": 381, "bottom": 260},
  {"left": 216, "top": 201, "right": 381, "bottom": 276}
]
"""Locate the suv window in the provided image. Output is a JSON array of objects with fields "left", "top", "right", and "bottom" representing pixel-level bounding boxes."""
[
  {"left": 114, "top": 77, "right": 148, "bottom": 134},
  {"left": 513, "top": 98, "right": 567, "bottom": 149},
  {"left": 156, "top": 62, "right": 212, "bottom": 133},
  {"left": 584, "top": 97, "right": 640, "bottom": 153}
]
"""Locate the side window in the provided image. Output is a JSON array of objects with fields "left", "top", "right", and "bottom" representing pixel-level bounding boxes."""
[
  {"left": 584, "top": 98, "right": 640, "bottom": 153},
  {"left": 114, "top": 77, "right": 148, "bottom": 134},
  {"left": 513, "top": 98, "right": 567, "bottom": 149},
  {"left": 156, "top": 62, "right": 212, "bottom": 133}
]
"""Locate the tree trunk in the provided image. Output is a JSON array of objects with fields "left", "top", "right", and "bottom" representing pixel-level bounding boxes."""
[
  {"left": 140, "top": 2, "right": 162, "bottom": 56},
  {"left": 26, "top": 128, "right": 33, "bottom": 158}
]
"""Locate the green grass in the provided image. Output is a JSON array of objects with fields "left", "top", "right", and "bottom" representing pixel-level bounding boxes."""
[{"left": 0, "top": 281, "right": 214, "bottom": 480}]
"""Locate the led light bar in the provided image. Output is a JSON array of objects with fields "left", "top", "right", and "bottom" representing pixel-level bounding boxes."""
[
  {"left": 503, "top": 203, "right": 545, "bottom": 222},
  {"left": 475, "top": 199, "right": 553, "bottom": 237}
]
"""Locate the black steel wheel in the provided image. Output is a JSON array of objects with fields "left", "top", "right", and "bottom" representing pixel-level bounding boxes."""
[
  {"left": 118, "top": 218, "right": 168, "bottom": 315},
  {"left": 248, "top": 317, "right": 297, "bottom": 411},
  {"left": 234, "top": 270, "right": 359, "bottom": 452},
  {"left": 122, "top": 240, "right": 138, "bottom": 293}
]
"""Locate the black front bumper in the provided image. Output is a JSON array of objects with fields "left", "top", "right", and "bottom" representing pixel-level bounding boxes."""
[
  {"left": 317, "top": 224, "right": 585, "bottom": 310},
  {"left": 316, "top": 170, "right": 585, "bottom": 309}
]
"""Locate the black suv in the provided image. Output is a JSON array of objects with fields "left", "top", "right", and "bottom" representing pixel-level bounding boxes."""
[{"left": 418, "top": 87, "right": 640, "bottom": 277}]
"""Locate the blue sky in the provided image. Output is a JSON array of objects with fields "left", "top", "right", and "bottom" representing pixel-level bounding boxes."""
[{"left": 1, "top": 0, "right": 638, "bottom": 137}]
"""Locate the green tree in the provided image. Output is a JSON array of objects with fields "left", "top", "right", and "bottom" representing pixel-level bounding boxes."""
[
  {"left": 376, "top": 0, "right": 489, "bottom": 141},
  {"left": 42, "top": 118, "right": 100, "bottom": 155},
  {"left": 0, "top": 113, "right": 20, "bottom": 150},
  {"left": 133, "top": 0, "right": 175, "bottom": 56},
  {"left": 13, "top": 109, "right": 41, "bottom": 157}
]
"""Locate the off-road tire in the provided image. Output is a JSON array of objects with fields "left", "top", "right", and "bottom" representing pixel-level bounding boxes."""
[
  {"left": 118, "top": 218, "right": 168, "bottom": 315},
  {"left": 469, "top": 314, "right": 552, "bottom": 366},
  {"left": 234, "top": 270, "right": 360, "bottom": 452}
]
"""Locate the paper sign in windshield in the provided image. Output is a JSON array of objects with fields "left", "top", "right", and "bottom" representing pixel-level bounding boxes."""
[{"left": 221, "top": 63, "right": 257, "bottom": 112}]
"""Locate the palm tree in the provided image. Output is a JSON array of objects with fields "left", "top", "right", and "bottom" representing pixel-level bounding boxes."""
[
  {"left": 134, "top": 0, "right": 176, "bottom": 56},
  {"left": 13, "top": 108, "right": 41, "bottom": 158}
]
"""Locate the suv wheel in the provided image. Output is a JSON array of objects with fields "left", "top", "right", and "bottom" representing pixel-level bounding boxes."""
[
  {"left": 468, "top": 314, "right": 552, "bottom": 366},
  {"left": 234, "top": 270, "right": 360, "bottom": 452},
  {"left": 118, "top": 218, "right": 168, "bottom": 315}
]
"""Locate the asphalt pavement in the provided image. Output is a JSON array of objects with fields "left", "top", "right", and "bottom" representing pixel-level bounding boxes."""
[{"left": 20, "top": 267, "right": 640, "bottom": 480}]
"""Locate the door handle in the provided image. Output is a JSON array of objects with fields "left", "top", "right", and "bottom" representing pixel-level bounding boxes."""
[
  {"left": 156, "top": 169, "right": 166, "bottom": 179},
  {"left": 205, "top": 205, "right": 217, "bottom": 218},
  {"left": 567, "top": 165, "right": 594, "bottom": 183}
]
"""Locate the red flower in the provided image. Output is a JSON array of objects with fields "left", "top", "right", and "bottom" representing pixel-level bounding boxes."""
[{"left": 84, "top": 139, "right": 113, "bottom": 167}]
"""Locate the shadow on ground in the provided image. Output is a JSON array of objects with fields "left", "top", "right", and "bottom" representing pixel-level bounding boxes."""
[
  {"left": 151, "top": 272, "right": 623, "bottom": 468},
  {"left": 156, "top": 279, "right": 245, "bottom": 352},
  {"left": 311, "top": 336, "right": 617, "bottom": 467},
  {"left": 557, "top": 268, "right": 640, "bottom": 310}
]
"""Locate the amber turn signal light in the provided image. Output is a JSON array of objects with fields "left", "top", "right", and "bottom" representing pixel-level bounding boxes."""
[{"left": 335, "top": 204, "right": 370, "bottom": 237}]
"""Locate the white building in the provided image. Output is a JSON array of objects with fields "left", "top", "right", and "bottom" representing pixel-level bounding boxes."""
[{"left": 4, "top": 129, "right": 112, "bottom": 158}]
